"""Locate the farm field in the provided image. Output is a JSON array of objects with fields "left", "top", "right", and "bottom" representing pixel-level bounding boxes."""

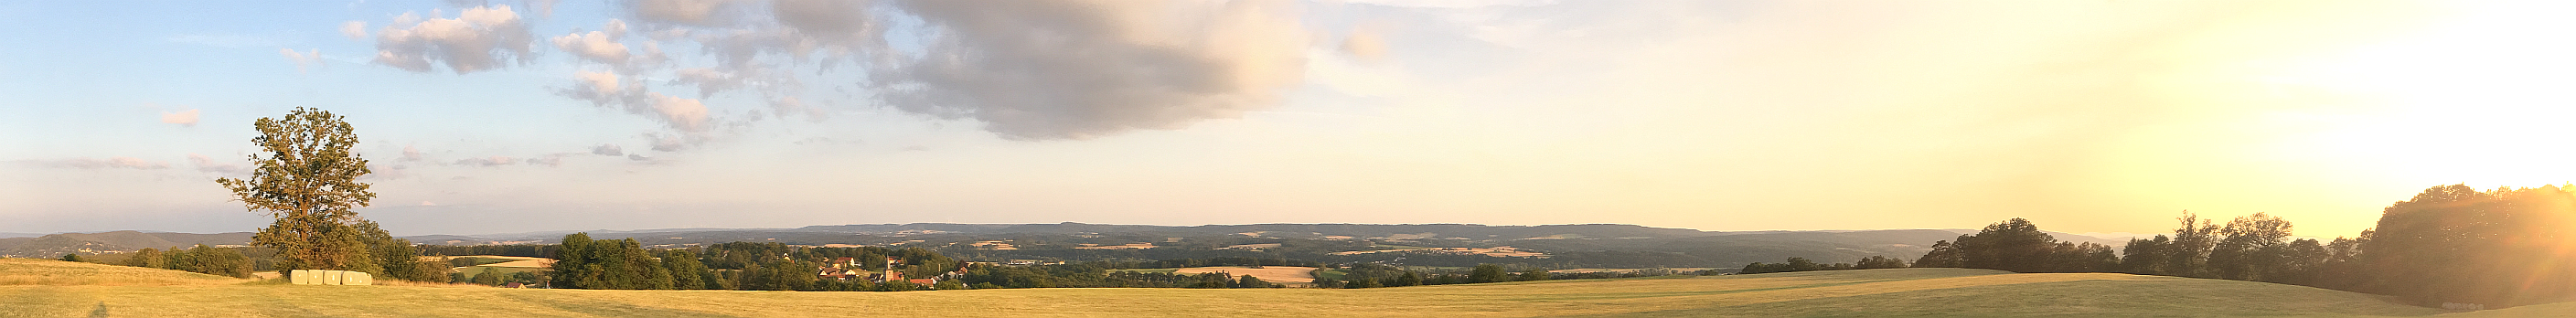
[{"left": 0, "top": 258, "right": 2557, "bottom": 317}]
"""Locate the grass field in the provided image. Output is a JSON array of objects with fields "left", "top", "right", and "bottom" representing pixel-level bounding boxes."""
[{"left": 5, "top": 258, "right": 2565, "bottom": 317}]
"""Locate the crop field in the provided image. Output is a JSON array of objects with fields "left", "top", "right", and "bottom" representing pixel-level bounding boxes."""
[{"left": 1, "top": 258, "right": 2558, "bottom": 317}]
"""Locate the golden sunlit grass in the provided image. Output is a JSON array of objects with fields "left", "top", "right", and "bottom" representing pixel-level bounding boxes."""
[
  {"left": 0, "top": 258, "right": 248, "bottom": 286},
  {"left": 5, "top": 258, "right": 2533, "bottom": 317}
]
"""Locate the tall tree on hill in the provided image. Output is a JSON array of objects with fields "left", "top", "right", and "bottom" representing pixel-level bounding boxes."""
[{"left": 217, "top": 107, "right": 383, "bottom": 274}]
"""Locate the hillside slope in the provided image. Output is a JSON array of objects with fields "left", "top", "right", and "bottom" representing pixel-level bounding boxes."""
[{"left": 0, "top": 260, "right": 2498, "bottom": 317}]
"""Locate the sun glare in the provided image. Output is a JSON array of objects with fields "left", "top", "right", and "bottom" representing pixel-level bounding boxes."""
[{"left": 2275, "top": 0, "right": 2576, "bottom": 188}]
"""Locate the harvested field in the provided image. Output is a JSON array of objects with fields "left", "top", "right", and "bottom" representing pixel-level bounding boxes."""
[
  {"left": 5, "top": 259, "right": 2556, "bottom": 317},
  {"left": 0, "top": 259, "right": 248, "bottom": 286}
]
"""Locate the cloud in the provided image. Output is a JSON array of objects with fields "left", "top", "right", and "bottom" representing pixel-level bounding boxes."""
[
  {"left": 187, "top": 154, "right": 247, "bottom": 174},
  {"left": 647, "top": 133, "right": 692, "bottom": 152},
  {"left": 647, "top": 92, "right": 710, "bottom": 132},
  {"left": 524, "top": 154, "right": 564, "bottom": 167},
  {"left": 44, "top": 157, "right": 171, "bottom": 170},
  {"left": 873, "top": 0, "right": 1311, "bottom": 140},
  {"left": 1341, "top": 26, "right": 1388, "bottom": 62},
  {"left": 160, "top": 109, "right": 200, "bottom": 127},
  {"left": 591, "top": 143, "right": 624, "bottom": 156},
  {"left": 631, "top": 0, "right": 736, "bottom": 26},
  {"left": 340, "top": 21, "right": 369, "bottom": 40},
  {"left": 369, "top": 5, "right": 536, "bottom": 74},
  {"left": 454, "top": 156, "right": 515, "bottom": 166},
  {"left": 550, "top": 19, "right": 633, "bottom": 66},
  {"left": 401, "top": 144, "right": 427, "bottom": 162},
  {"left": 280, "top": 48, "right": 326, "bottom": 73},
  {"left": 554, "top": 71, "right": 716, "bottom": 132}
]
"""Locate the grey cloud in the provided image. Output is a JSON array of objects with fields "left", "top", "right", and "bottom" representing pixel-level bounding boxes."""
[
  {"left": 524, "top": 155, "right": 564, "bottom": 167},
  {"left": 591, "top": 143, "right": 625, "bottom": 155},
  {"left": 648, "top": 133, "right": 691, "bottom": 152},
  {"left": 631, "top": 0, "right": 737, "bottom": 26},
  {"left": 875, "top": 0, "right": 1310, "bottom": 140},
  {"left": 454, "top": 156, "right": 516, "bottom": 166},
  {"left": 370, "top": 5, "right": 536, "bottom": 74}
]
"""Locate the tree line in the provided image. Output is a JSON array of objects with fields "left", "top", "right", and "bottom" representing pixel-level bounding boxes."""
[{"left": 1904, "top": 184, "right": 2576, "bottom": 308}]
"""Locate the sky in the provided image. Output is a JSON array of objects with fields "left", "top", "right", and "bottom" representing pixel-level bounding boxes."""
[{"left": 5, "top": 0, "right": 2573, "bottom": 238}]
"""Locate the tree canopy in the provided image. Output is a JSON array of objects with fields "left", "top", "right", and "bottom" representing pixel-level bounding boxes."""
[{"left": 218, "top": 107, "right": 382, "bottom": 273}]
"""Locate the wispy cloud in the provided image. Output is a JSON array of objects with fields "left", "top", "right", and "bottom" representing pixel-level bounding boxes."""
[
  {"left": 159, "top": 109, "right": 199, "bottom": 127},
  {"left": 37, "top": 157, "right": 170, "bottom": 170},
  {"left": 187, "top": 154, "right": 246, "bottom": 174},
  {"left": 279, "top": 48, "right": 326, "bottom": 73},
  {"left": 166, "top": 34, "right": 283, "bottom": 48}
]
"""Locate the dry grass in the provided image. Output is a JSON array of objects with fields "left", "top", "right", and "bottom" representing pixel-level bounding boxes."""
[
  {"left": 0, "top": 258, "right": 249, "bottom": 286},
  {"left": 0, "top": 259, "right": 2528, "bottom": 317}
]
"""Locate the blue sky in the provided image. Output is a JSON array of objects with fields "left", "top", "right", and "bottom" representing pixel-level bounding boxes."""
[{"left": 5, "top": 0, "right": 2571, "bottom": 238}]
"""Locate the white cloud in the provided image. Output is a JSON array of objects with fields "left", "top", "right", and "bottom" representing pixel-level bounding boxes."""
[
  {"left": 550, "top": 19, "right": 633, "bottom": 66},
  {"left": 647, "top": 92, "right": 710, "bottom": 132},
  {"left": 160, "top": 109, "right": 200, "bottom": 127},
  {"left": 369, "top": 5, "right": 536, "bottom": 74},
  {"left": 280, "top": 48, "right": 326, "bottom": 73},
  {"left": 340, "top": 21, "right": 369, "bottom": 40}
]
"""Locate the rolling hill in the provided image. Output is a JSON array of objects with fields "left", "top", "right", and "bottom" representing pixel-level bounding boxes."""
[
  {"left": 0, "top": 231, "right": 252, "bottom": 259},
  {"left": 1, "top": 258, "right": 2538, "bottom": 317}
]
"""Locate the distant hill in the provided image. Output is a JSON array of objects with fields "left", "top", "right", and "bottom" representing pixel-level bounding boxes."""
[
  {"left": 0, "top": 231, "right": 252, "bottom": 258},
  {"left": 399, "top": 223, "right": 2142, "bottom": 268},
  {"left": 4, "top": 223, "right": 2144, "bottom": 268}
]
